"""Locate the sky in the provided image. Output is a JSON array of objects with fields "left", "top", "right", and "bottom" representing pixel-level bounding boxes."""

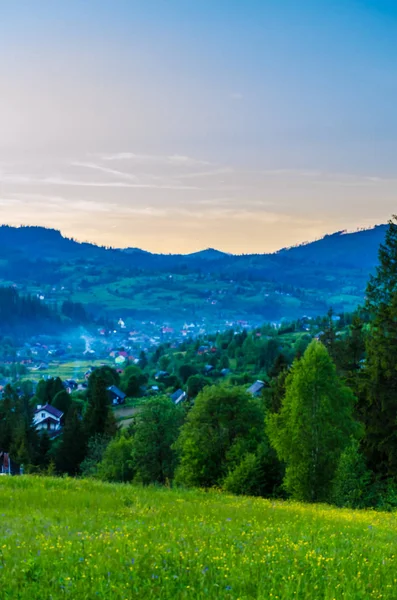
[{"left": 0, "top": 0, "right": 396, "bottom": 253}]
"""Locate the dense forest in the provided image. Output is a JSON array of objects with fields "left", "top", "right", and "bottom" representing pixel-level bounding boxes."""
[
  {"left": 2, "top": 218, "right": 397, "bottom": 510},
  {"left": 0, "top": 286, "right": 97, "bottom": 334}
]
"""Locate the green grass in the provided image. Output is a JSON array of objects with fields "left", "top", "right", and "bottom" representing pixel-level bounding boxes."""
[{"left": 0, "top": 477, "right": 396, "bottom": 599}]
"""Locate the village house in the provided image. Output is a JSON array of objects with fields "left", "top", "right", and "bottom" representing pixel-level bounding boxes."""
[
  {"left": 155, "top": 370, "right": 169, "bottom": 381},
  {"left": 107, "top": 385, "right": 127, "bottom": 405},
  {"left": 170, "top": 389, "right": 187, "bottom": 405},
  {"left": 33, "top": 404, "right": 64, "bottom": 432},
  {"left": 247, "top": 380, "right": 267, "bottom": 397}
]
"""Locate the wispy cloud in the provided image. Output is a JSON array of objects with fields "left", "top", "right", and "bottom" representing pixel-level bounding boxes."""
[
  {"left": 71, "top": 161, "right": 139, "bottom": 181},
  {"left": 98, "top": 152, "right": 210, "bottom": 167},
  {"left": 176, "top": 167, "right": 233, "bottom": 180},
  {"left": 0, "top": 173, "right": 200, "bottom": 191}
]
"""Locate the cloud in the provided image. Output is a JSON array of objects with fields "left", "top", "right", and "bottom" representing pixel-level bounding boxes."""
[
  {"left": 0, "top": 173, "right": 200, "bottom": 191},
  {"left": 98, "top": 152, "right": 210, "bottom": 166},
  {"left": 176, "top": 167, "right": 233, "bottom": 180},
  {"left": 71, "top": 161, "right": 139, "bottom": 181}
]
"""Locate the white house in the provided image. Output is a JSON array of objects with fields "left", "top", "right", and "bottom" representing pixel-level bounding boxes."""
[{"left": 33, "top": 404, "right": 64, "bottom": 432}]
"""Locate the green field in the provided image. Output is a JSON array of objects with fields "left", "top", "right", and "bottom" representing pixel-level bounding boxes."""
[
  {"left": 0, "top": 477, "right": 396, "bottom": 599},
  {"left": 28, "top": 360, "right": 109, "bottom": 382}
]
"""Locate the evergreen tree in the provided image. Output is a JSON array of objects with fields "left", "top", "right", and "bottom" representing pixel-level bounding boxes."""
[
  {"left": 267, "top": 341, "right": 359, "bottom": 502},
  {"left": 360, "top": 216, "right": 397, "bottom": 477},
  {"left": 84, "top": 374, "right": 117, "bottom": 438},
  {"left": 0, "top": 385, "right": 18, "bottom": 451},
  {"left": 36, "top": 432, "right": 52, "bottom": 471},
  {"left": 56, "top": 404, "right": 86, "bottom": 475}
]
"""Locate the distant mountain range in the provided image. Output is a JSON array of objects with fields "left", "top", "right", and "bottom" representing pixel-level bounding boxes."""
[{"left": 0, "top": 224, "right": 387, "bottom": 324}]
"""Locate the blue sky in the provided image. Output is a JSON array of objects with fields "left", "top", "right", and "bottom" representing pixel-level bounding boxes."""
[{"left": 0, "top": 1, "right": 396, "bottom": 252}]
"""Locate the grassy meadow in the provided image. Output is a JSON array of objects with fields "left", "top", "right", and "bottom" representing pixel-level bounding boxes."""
[{"left": 0, "top": 477, "right": 396, "bottom": 599}]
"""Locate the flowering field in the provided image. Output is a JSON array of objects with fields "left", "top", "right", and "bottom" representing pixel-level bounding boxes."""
[{"left": 0, "top": 477, "right": 396, "bottom": 599}]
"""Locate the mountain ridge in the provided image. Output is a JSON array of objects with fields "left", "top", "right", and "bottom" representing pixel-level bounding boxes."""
[
  {"left": 0, "top": 223, "right": 387, "bottom": 260},
  {"left": 0, "top": 223, "right": 387, "bottom": 324}
]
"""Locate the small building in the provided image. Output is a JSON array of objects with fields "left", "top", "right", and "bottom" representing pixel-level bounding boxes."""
[
  {"left": 63, "top": 379, "right": 78, "bottom": 394},
  {"left": 107, "top": 385, "right": 127, "bottom": 405},
  {"left": 155, "top": 370, "right": 169, "bottom": 381},
  {"left": 33, "top": 404, "right": 64, "bottom": 432},
  {"left": 197, "top": 345, "right": 209, "bottom": 355},
  {"left": 170, "top": 389, "right": 187, "bottom": 405},
  {"left": 247, "top": 380, "right": 267, "bottom": 397}
]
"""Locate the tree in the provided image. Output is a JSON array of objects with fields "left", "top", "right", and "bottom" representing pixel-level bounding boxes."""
[
  {"left": 332, "top": 438, "right": 371, "bottom": 509},
  {"left": 87, "top": 367, "right": 119, "bottom": 400},
  {"left": 267, "top": 341, "right": 359, "bottom": 502},
  {"left": 84, "top": 373, "right": 117, "bottom": 439},
  {"left": 36, "top": 432, "right": 52, "bottom": 471},
  {"left": 186, "top": 374, "right": 208, "bottom": 398},
  {"left": 175, "top": 385, "right": 264, "bottom": 488},
  {"left": 132, "top": 397, "right": 184, "bottom": 484},
  {"left": 179, "top": 364, "right": 198, "bottom": 384},
  {"left": 55, "top": 404, "right": 86, "bottom": 476},
  {"left": 120, "top": 366, "right": 146, "bottom": 398},
  {"left": 98, "top": 434, "right": 135, "bottom": 482},
  {"left": 359, "top": 217, "right": 397, "bottom": 477},
  {"left": 80, "top": 434, "right": 110, "bottom": 478},
  {"left": 52, "top": 390, "right": 72, "bottom": 415},
  {"left": 222, "top": 440, "right": 283, "bottom": 498},
  {"left": 139, "top": 350, "right": 148, "bottom": 369},
  {"left": 35, "top": 377, "right": 64, "bottom": 406},
  {"left": 0, "top": 385, "right": 18, "bottom": 451}
]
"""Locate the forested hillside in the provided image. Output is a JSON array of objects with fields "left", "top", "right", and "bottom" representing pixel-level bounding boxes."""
[
  {"left": 0, "top": 286, "right": 94, "bottom": 334},
  {"left": 0, "top": 224, "right": 387, "bottom": 322}
]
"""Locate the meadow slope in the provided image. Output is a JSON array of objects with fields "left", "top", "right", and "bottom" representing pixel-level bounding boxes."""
[{"left": 0, "top": 477, "right": 396, "bottom": 599}]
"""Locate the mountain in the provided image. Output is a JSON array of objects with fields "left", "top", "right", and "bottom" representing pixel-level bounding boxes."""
[
  {"left": 0, "top": 224, "right": 387, "bottom": 324},
  {"left": 187, "top": 248, "right": 230, "bottom": 260},
  {"left": 278, "top": 226, "right": 387, "bottom": 270}
]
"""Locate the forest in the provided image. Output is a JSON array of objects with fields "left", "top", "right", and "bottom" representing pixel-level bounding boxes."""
[{"left": 2, "top": 217, "right": 397, "bottom": 510}]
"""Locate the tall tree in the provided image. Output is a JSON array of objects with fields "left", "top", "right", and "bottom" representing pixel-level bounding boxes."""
[
  {"left": 0, "top": 385, "right": 18, "bottom": 451},
  {"left": 132, "top": 397, "right": 184, "bottom": 484},
  {"left": 360, "top": 216, "right": 397, "bottom": 477},
  {"left": 175, "top": 385, "right": 264, "bottom": 488},
  {"left": 84, "top": 373, "right": 117, "bottom": 439},
  {"left": 267, "top": 340, "right": 359, "bottom": 502},
  {"left": 56, "top": 404, "right": 86, "bottom": 475}
]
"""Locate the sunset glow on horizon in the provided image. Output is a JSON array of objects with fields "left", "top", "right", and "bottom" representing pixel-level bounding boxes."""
[{"left": 1, "top": 1, "right": 396, "bottom": 253}]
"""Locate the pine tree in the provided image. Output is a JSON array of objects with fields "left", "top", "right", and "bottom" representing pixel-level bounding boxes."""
[
  {"left": 267, "top": 340, "right": 360, "bottom": 502},
  {"left": 84, "top": 374, "right": 117, "bottom": 439},
  {"left": 0, "top": 385, "right": 18, "bottom": 451},
  {"left": 56, "top": 404, "right": 86, "bottom": 475},
  {"left": 360, "top": 216, "right": 397, "bottom": 477}
]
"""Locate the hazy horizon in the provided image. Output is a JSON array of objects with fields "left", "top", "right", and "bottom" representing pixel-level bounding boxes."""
[
  {"left": 1, "top": 1, "right": 396, "bottom": 253},
  {"left": 0, "top": 220, "right": 387, "bottom": 256}
]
